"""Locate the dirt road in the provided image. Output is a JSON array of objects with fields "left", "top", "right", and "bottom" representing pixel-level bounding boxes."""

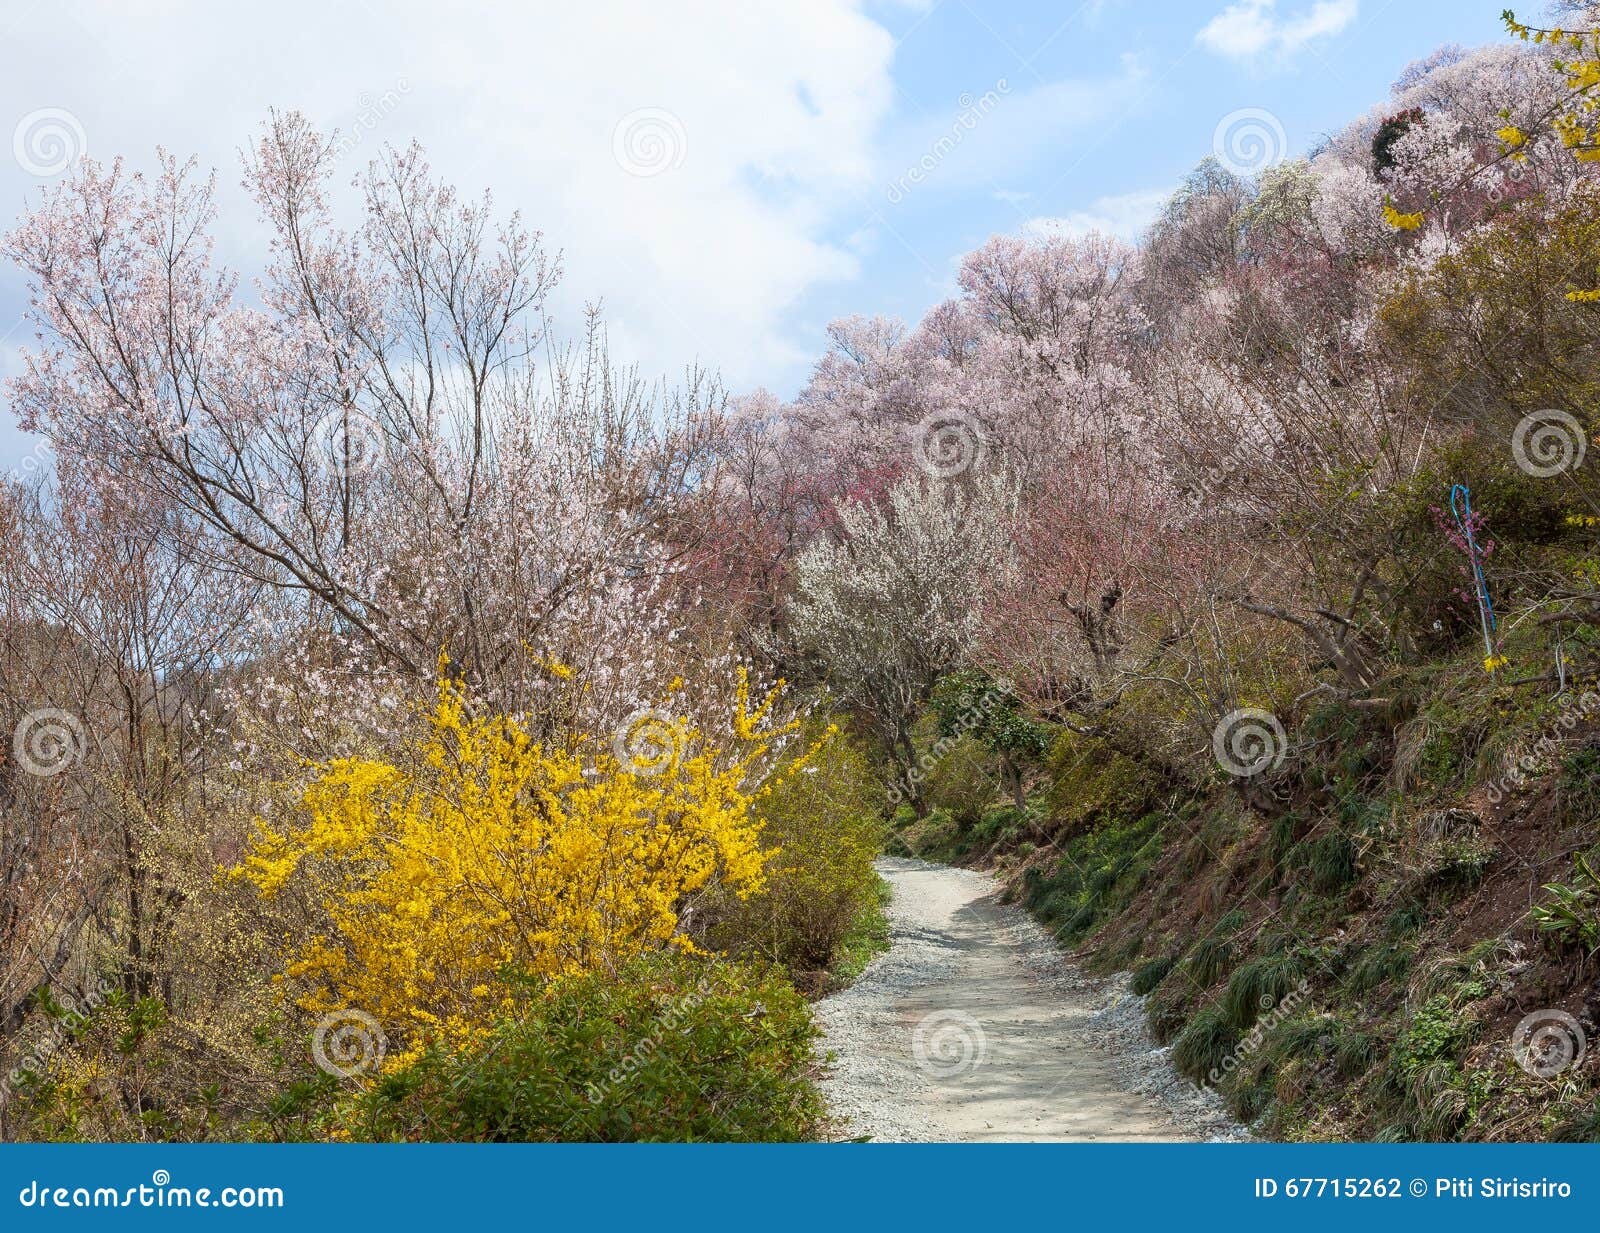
[{"left": 816, "top": 857, "right": 1238, "bottom": 1142}]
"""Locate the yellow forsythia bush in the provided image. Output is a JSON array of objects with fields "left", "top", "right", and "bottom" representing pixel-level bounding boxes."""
[{"left": 230, "top": 663, "right": 814, "bottom": 1066}]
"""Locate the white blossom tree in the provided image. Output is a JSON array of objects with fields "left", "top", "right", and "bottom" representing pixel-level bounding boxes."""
[{"left": 786, "top": 474, "right": 1015, "bottom": 808}]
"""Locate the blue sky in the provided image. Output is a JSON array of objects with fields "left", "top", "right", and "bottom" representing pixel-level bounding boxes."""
[
  {"left": 800, "top": 0, "right": 1509, "bottom": 354},
  {"left": 0, "top": 2, "right": 1520, "bottom": 472}
]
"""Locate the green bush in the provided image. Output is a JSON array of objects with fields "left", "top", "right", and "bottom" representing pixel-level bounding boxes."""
[
  {"left": 1560, "top": 748, "right": 1600, "bottom": 825},
  {"left": 1290, "top": 831, "right": 1358, "bottom": 894},
  {"left": 701, "top": 726, "right": 884, "bottom": 980},
  {"left": 1042, "top": 730, "right": 1155, "bottom": 835},
  {"left": 1148, "top": 987, "right": 1191, "bottom": 1044},
  {"left": 930, "top": 670, "right": 1051, "bottom": 809},
  {"left": 971, "top": 803, "right": 1033, "bottom": 844},
  {"left": 1185, "top": 911, "right": 1248, "bottom": 987},
  {"left": 1374, "top": 406, "right": 1589, "bottom": 653},
  {"left": 1392, "top": 995, "right": 1480, "bottom": 1084},
  {"left": 922, "top": 731, "right": 1004, "bottom": 828},
  {"left": 7, "top": 988, "right": 185, "bottom": 1142},
  {"left": 1530, "top": 853, "right": 1600, "bottom": 955},
  {"left": 823, "top": 875, "right": 892, "bottom": 992},
  {"left": 1345, "top": 941, "right": 1413, "bottom": 997},
  {"left": 896, "top": 806, "right": 962, "bottom": 862},
  {"left": 347, "top": 953, "right": 821, "bottom": 1142}
]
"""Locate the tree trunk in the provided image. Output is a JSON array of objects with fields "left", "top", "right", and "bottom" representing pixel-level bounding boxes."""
[{"left": 1002, "top": 753, "right": 1025, "bottom": 810}]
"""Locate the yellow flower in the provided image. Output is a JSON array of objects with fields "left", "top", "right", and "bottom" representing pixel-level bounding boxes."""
[
  {"left": 1484, "top": 654, "right": 1509, "bottom": 673},
  {"left": 231, "top": 668, "right": 792, "bottom": 1065},
  {"left": 1382, "top": 203, "right": 1425, "bottom": 231},
  {"left": 519, "top": 642, "right": 576, "bottom": 679}
]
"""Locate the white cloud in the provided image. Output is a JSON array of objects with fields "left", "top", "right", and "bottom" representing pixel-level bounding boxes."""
[
  {"left": 875, "top": 58, "right": 1148, "bottom": 204},
  {"left": 1196, "top": 0, "right": 1357, "bottom": 62},
  {"left": 0, "top": 1, "right": 897, "bottom": 389},
  {"left": 1022, "top": 186, "right": 1172, "bottom": 244}
]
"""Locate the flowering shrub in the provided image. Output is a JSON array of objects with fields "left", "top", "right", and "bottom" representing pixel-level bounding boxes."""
[{"left": 230, "top": 663, "right": 813, "bottom": 1065}]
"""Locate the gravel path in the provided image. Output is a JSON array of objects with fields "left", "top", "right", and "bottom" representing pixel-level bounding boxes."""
[{"left": 815, "top": 856, "right": 1245, "bottom": 1142}]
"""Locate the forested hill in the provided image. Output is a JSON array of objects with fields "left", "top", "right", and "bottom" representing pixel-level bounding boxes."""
[{"left": 789, "top": 19, "right": 1600, "bottom": 1141}]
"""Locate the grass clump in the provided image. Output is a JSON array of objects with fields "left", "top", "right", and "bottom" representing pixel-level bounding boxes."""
[
  {"left": 1020, "top": 810, "right": 1164, "bottom": 943},
  {"left": 1131, "top": 955, "right": 1178, "bottom": 995},
  {"left": 1171, "top": 1005, "right": 1238, "bottom": 1086},
  {"left": 1221, "top": 952, "right": 1308, "bottom": 1030}
]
